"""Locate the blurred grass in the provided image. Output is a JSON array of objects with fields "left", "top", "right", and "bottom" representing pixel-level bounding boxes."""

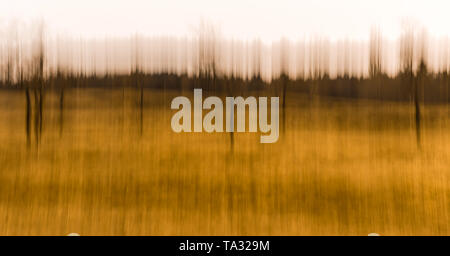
[{"left": 0, "top": 88, "right": 448, "bottom": 235}]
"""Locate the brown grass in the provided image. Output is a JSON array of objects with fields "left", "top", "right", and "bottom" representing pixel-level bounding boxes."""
[{"left": 0, "top": 88, "right": 448, "bottom": 235}]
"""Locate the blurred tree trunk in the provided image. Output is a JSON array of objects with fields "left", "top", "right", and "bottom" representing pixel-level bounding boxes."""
[
  {"left": 59, "top": 86, "right": 64, "bottom": 137},
  {"left": 25, "top": 88, "right": 31, "bottom": 147},
  {"left": 413, "top": 76, "right": 421, "bottom": 148},
  {"left": 281, "top": 74, "right": 287, "bottom": 134}
]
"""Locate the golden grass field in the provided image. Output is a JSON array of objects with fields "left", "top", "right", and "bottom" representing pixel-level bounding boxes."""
[{"left": 0, "top": 88, "right": 448, "bottom": 235}]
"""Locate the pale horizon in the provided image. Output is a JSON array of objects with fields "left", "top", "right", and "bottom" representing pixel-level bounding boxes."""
[{"left": 2, "top": 0, "right": 450, "bottom": 42}]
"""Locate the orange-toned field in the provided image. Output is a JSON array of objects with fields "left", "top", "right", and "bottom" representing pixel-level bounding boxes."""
[{"left": 0, "top": 88, "right": 448, "bottom": 235}]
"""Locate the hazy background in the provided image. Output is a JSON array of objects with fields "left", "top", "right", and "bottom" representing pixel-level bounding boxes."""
[{"left": 3, "top": 0, "right": 450, "bottom": 41}]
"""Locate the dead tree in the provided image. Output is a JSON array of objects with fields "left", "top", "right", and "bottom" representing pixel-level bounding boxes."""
[
  {"left": 30, "top": 21, "right": 46, "bottom": 146},
  {"left": 279, "top": 38, "right": 289, "bottom": 134},
  {"left": 370, "top": 27, "right": 383, "bottom": 99},
  {"left": 55, "top": 37, "right": 65, "bottom": 137},
  {"left": 133, "top": 34, "right": 144, "bottom": 136},
  {"left": 400, "top": 24, "right": 422, "bottom": 149},
  {"left": 414, "top": 31, "right": 428, "bottom": 149}
]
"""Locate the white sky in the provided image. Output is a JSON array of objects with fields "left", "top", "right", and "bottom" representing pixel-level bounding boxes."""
[{"left": 2, "top": 0, "right": 450, "bottom": 42}]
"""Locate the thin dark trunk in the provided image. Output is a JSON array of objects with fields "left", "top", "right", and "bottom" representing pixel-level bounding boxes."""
[
  {"left": 227, "top": 80, "right": 234, "bottom": 151},
  {"left": 139, "top": 85, "right": 144, "bottom": 137},
  {"left": 25, "top": 88, "right": 31, "bottom": 147},
  {"left": 122, "top": 85, "right": 125, "bottom": 134},
  {"left": 414, "top": 76, "right": 421, "bottom": 149},
  {"left": 59, "top": 88, "right": 64, "bottom": 137},
  {"left": 34, "top": 89, "right": 40, "bottom": 145},
  {"left": 39, "top": 88, "right": 44, "bottom": 138},
  {"left": 282, "top": 78, "right": 287, "bottom": 134},
  {"left": 229, "top": 130, "right": 234, "bottom": 150}
]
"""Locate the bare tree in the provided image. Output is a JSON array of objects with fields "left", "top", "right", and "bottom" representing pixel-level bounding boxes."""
[
  {"left": 197, "top": 21, "right": 219, "bottom": 89},
  {"left": 415, "top": 29, "right": 429, "bottom": 149},
  {"left": 30, "top": 21, "right": 46, "bottom": 146},
  {"left": 400, "top": 22, "right": 426, "bottom": 149},
  {"left": 279, "top": 37, "right": 290, "bottom": 134},
  {"left": 370, "top": 27, "right": 383, "bottom": 99},
  {"left": 369, "top": 27, "right": 382, "bottom": 78},
  {"left": 133, "top": 33, "right": 144, "bottom": 136}
]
